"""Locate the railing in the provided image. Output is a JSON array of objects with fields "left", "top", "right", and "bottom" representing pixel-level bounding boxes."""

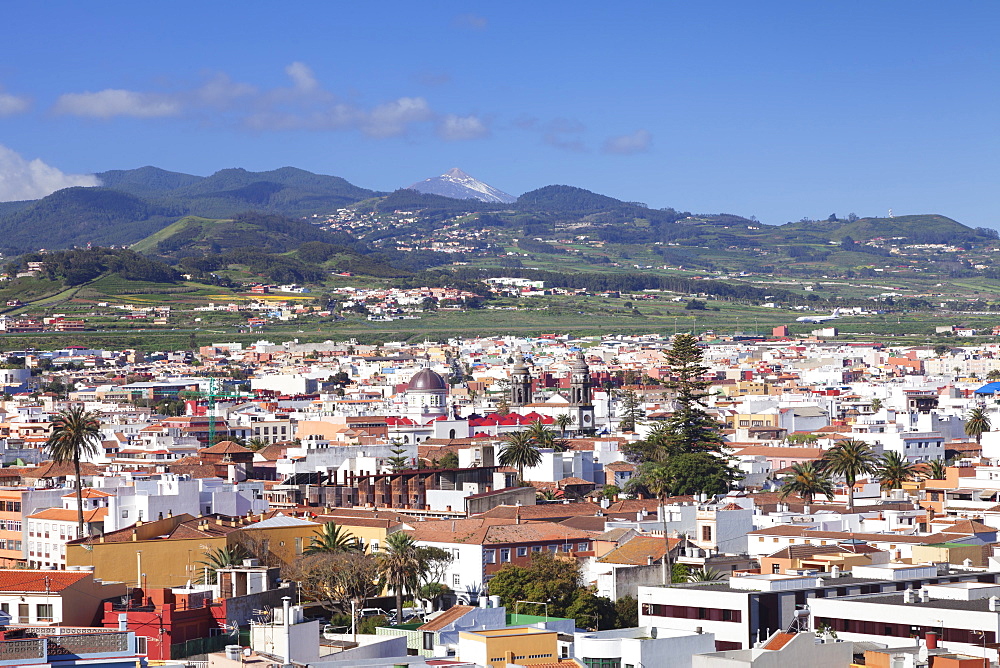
[
  {"left": 47, "top": 631, "right": 130, "bottom": 656},
  {"left": 0, "top": 638, "right": 44, "bottom": 662}
]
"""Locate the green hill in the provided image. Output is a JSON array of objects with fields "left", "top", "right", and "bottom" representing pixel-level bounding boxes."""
[
  {"left": 769, "top": 214, "right": 991, "bottom": 245},
  {"left": 0, "top": 187, "right": 182, "bottom": 252},
  {"left": 137, "top": 212, "right": 343, "bottom": 257},
  {"left": 95, "top": 166, "right": 203, "bottom": 196}
]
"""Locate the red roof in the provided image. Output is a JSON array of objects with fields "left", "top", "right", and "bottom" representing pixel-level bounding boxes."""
[{"left": 0, "top": 570, "right": 91, "bottom": 592}]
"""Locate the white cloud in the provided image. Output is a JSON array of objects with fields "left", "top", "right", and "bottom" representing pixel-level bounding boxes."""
[
  {"left": 603, "top": 129, "right": 652, "bottom": 155},
  {"left": 0, "top": 90, "right": 30, "bottom": 117},
  {"left": 50, "top": 64, "right": 487, "bottom": 142},
  {"left": 361, "top": 97, "right": 433, "bottom": 138},
  {"left": 53, "top": 89, "right": 181, "bottom": 119},
  {"left": 438, "top": 114, "right": 489, "bottom": 141},
  {"left": 453, "top": 14, "right": 488, "bottom": 30},
  {"left": 285, "top": 62, "right": 318, "bottom": 92},
  {"left": 194, "top": 73, "right": 257, "bottom": 108},
  {"left": 0, "top": 145, "right": 100, "bottom": 202}
]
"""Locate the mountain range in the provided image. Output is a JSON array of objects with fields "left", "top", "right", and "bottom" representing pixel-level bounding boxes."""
[{"left": 0, "top": 165, "right": 992, "bottom": 257}]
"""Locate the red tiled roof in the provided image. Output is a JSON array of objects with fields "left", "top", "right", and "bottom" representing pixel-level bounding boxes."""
[
  {"left": 764, "top": 632, "right": 795, "bottom": 651},
  {"left": 419, "top": 605, "right": 476, "bottom": 631},
  {"left": 0, "top": 570, "right": 91, "bottom": 592}
]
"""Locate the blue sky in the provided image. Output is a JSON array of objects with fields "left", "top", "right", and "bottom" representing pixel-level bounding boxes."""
[{"left": 1, "top": 2, "right": 998, "bottom": 227}]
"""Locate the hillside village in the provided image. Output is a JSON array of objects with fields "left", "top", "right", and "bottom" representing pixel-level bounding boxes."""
[{"left": 2, "top": 332, "right": 1000, "bottom": 666}]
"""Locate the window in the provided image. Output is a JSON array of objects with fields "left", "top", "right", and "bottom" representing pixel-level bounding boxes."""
[
  {"left": 532, "top": 546, "right": 542, "bottom": 553},
  {"left": 702, "top": 525, "right": 712, "bottom": 542},
  {"left": 517, "top": 547, "right": 528, "bottom": 557},
  {"left": 453, "top": 573, "right": 461, "bottom": 587},
  {"left": 548, "top": 545, "right": 558, "bottom": 554},
  {"left": 485, "top": 550, "right": 496, "bottom": 564},
  {"left": 772, "top": 563, "right": 781, "bottom": 574},
  {"left": 295, "top": 537, "right": 303, "bottom": 556},
  {"left": 578, "top": 542, "right": 589, "bottom": 551},
  {"left": 121, "top": 510, "right": 128, "bottom": 518},
  {"left": 500, "top": 549, "right": 511, "bottom": 562},
  {"left": 36, "top": 604, "right": 53, "bottom": 622}
]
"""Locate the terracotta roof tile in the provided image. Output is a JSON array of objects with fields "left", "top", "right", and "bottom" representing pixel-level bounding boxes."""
[
  {"left": 0, "top": 570, "right": 92, "bottom": 592},
  {"left": 419, "top": 605, "right": 476, "bottom": 631}
]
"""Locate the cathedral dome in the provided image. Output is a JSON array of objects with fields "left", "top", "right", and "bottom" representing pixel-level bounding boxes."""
[{"left": 408, "top": 367, "right": 448, "bottom": 392}]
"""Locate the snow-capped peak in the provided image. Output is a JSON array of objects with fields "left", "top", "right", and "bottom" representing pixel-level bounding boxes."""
[{"left": 407, "top": 168, "right": 516, "bottom": 204}]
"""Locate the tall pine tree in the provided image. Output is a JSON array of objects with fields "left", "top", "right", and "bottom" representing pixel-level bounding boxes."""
[{"left": 625, "top": 334, "right": 738, "bottom": 496}]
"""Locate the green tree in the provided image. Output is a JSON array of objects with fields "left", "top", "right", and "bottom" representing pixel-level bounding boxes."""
[
  {"left": 376, "top": 532, "right": 423, "bottom": 622},
  {"left": 305, "top": 522, "right": 362, "bottom": 554},
  {"left": 499, "top": 430, "right": 542, "bottom": 484},
  {"left": 565, "top": 591, "right": 616, "bottom": 630},
  {"left": 195, "top": 545, "right": 252, "bottom": 584},
  {"left": 526, "top": 420, "right": 568, "bottom": 452},
  {"left": 46, "top": 407, "right": 102, "bottom": 538},
  {"left": 600, "top": 485, "right": 620, "bottom": 501},
  {"left": 687, "top": 567, "right": 724, "bottom": 582},
  {"left": 876, "top": 451, "right": 919, "bottom": 491},
  {"left": 554, "top": 414, "right": 574, "bottom": 438},
  {"left": 614, "top": 595, "right": 638, "bottom": 628},
  {"left": 870, "top": 398, "right": 883, "bottom": 412},
  {"left": 779, "top": 462, "right": 835, "bottom": 504},
  {"left": 617, "top": 389, "right": 643, "bottom": 432},
  {"left": 821, "top": 438, "right": 879, "bottom": 511},
  {"left": 437, "top": 450, "right": 460, "bottom": 469},
  {"left": 487, "top": 552, "right": 582, "bottom": 617},
  {"left": 924, "top": 459, "right": 948, "bottom": 481},
  {"left": 387, "top": 443, "right": 410, "bottom": 472},
  {"left": 964, "top": 407, "right": 991, "bottom": 446},
  {"left": 247, "top": 437, "right": 268, "bottom": 451}
]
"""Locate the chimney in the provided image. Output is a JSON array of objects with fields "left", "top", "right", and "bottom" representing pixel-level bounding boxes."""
[
  {"left": 990, "top": 596, "right": 999, "bottom": 612},
  {"left": 903, "top": 588, "right": 914, "bottom": 603},
  {"left": 647, "top": 556, "right": 654, "bottom": 566},
  {"left": 920, "top": 588, "right": 929, "bottom": 602},
  {"left": 925, "top": 631, "right": 938, "bottom": 650}
]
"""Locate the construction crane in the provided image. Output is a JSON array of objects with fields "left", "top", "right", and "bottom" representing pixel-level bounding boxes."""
[{"left": 186, "top": 377, "right": 248, "bottom": 445}]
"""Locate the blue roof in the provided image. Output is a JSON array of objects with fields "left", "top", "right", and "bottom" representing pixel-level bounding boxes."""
[{"left": 974, "top": 382, "right": 1000, "bottom": 395}]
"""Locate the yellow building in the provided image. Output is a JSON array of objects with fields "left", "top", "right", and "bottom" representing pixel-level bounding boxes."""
[
  {"left": 66, "top": 512, "right": 328, "bottom": 588},
  {"left": 458, "top": 627, "right": 559, "bottom": 668}
]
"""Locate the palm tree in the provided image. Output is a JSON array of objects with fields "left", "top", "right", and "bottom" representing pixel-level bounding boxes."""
[
  {"left": 965, "top": 407, "right": 991, "bottom": 446},
  {"left": 925, "top": 459, "right": 948, "bottom": 481},
  {"left": 46, "top": 407, "right": 102, "bottom": 539},
  {"left": 876, "top": 451, "right": 919, "bottom": 491},
  {"left": 687, "top": 567, "right": 724, "bottom": 582},
  {"left": 779, "top": 462, "right": 835, "bottom": 504},
  {"left": 637, "top": 461, "right": 675, "bottom": 585},
  {"left": 195, "top": 545, "right": 252, "bottom": 584},
  {"left": 376, "top": 532, "right": 423, "bottom": 623},
  {"left": 499, "top": 431, "right": 542, "bottom": 484},
  {"left": 870, "top": 398, "right": 883, "bottom": 412},
  {"left": 305, "top": 522, "right": 361, "bottom": 554},
  {"left": 246, "top": 437, "right": 268, "bottom": 451},
  {"left": 554, "top": 414, "right": 574, "bottom": 438},
  {"left": 821, "top": 439, "right": 879, "bottom": 511}
]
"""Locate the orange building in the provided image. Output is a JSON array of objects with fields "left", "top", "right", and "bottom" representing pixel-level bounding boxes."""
[{"left": 0, "top": 489, "right": 24, "bottom": 567}]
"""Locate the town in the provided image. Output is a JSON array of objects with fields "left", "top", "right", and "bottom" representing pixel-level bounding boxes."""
[{"left": 1, "top": 330, "right": 1000, "bottom": 667}]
